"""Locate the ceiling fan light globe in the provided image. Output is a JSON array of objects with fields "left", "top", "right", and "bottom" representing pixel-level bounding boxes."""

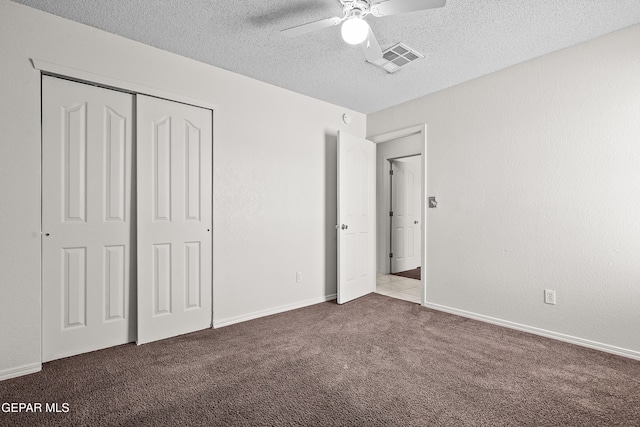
[{"left": 341, "top": 18, "right": 369, "bottom": 45}]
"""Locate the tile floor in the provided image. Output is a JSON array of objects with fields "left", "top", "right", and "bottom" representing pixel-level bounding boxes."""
[{"left": 375, "top": 273, "right": 422, "bottom": 304}]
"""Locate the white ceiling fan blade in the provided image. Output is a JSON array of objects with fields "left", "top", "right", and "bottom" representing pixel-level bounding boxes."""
[
  {"left": 281, "top": 17, "right": 342, "bottom": 38},
  {"left": 361, "top": 28, "right": 383, "bottom": 63},
  {"left": 371, "top": 0, "right": 446, "bottom": 17}
]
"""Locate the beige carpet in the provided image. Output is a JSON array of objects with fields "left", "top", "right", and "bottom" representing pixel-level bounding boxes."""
[{"left": 1, "top": 294, "right": 639, "bottom": 426}]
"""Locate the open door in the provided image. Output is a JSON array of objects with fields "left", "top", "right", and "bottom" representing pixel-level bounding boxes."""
[
  {"left": 337, "top": 131, "right": 376, "bottom": 304},
  {"left": 390, "top": 157, "right": 421, "bottom": 273}
]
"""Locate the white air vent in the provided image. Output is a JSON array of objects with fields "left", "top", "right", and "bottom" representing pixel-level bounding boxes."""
[{"left": 369, "top": 43, "right": 424, "bottom": 73}]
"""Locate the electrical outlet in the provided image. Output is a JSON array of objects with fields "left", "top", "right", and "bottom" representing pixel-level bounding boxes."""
[
  {"left": 296, "top": 272, "right": 302, "bottom": 283},
  {"left": 544, "top": 289, "right": 556, "bottom": 305}
]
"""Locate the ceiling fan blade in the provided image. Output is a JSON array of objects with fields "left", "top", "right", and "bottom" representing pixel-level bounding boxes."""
[
  {"left": 281, "top": 16, "right": 342, "bottom": 38},
  {"left": 361, "top": 28, "right": 383, "bottom": 63},
  {"left": 371, "top": 0, "right": 446, "bottom": 17}
]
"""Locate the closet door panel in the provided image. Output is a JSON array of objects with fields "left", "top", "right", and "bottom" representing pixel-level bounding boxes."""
[
  {"left": 136, "top": 95, "right": 212, "bottom": 345},
  {"left": 42, "top": 76, "right": 135, "bottom": 362}
]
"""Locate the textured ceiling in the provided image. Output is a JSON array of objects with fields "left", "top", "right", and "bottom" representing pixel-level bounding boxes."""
[{"left": 12, "top": 0, "right": 640, "bottom": 113}]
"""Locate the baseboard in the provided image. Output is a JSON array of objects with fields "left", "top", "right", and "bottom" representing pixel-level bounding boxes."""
[
  {"left": 214, "top": 294, "right": 337, "bottom": 328},
  {"left": 0, "top": 363, "right": 42, "bottom": 381},
  {"left": 422, "top": 302, "right": 640, "bottom": 361}
]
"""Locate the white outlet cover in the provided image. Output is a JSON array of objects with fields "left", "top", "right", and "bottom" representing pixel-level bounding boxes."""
[{"left": 544, "top": 289, "right": 556, "bottom": 305}]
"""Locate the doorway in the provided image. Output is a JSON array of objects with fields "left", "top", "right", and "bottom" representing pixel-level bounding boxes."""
[
  {"left": 370, "top": 126, "right": 427, "bottom": 305},
  {"left": 377, "top": 154, "right": 423, "bottom": 303}
]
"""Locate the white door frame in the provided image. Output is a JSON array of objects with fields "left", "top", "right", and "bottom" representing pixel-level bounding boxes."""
[{"left": 370, "top": 124, "right": 427, "bottom": 306}]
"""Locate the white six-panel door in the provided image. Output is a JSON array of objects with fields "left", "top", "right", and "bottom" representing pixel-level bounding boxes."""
[
  {"left": 391, "top": 157, "right": 421, "bottom": 273},
  {"left": 42, "top": 76, "right": 135, "bottom": 362},
  {"left": 136, "top": 95, "right": 212, "bottom": 344},
  {"left": 337, "top": 131, "right": 376, "bottom": 304}
]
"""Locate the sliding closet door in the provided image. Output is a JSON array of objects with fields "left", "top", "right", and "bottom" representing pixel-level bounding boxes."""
[
  {"left": 136, "top": 95, "right": 212, "bottom": 344},
  {"left": 42, "top": 76, "right": 135, "bottom": 361}
]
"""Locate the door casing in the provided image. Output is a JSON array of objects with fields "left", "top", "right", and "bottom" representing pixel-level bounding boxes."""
[{"left": 370, "top": 125, "right": 427, "bottom": 305}]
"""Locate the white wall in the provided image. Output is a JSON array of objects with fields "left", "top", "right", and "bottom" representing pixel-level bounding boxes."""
[
  {"left": 368, "top": 24, "right": 640, "bottom": 356},
  {"left": 0, "top": 0, "right": 365, "bottom": 379}
]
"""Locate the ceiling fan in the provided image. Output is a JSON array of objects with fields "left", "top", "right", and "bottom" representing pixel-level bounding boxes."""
[{"left": 281, "top": 0, "right": 446, "bottom": 62}]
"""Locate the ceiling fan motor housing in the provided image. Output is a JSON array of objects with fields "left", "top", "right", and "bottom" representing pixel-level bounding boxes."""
[{"left": 341, "top": 0, "right": 372, "bottom": 19}]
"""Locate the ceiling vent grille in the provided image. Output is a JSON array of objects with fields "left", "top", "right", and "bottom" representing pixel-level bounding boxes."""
[{"left": 369, "top": 43, "right": 424, "bottom": 73}]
